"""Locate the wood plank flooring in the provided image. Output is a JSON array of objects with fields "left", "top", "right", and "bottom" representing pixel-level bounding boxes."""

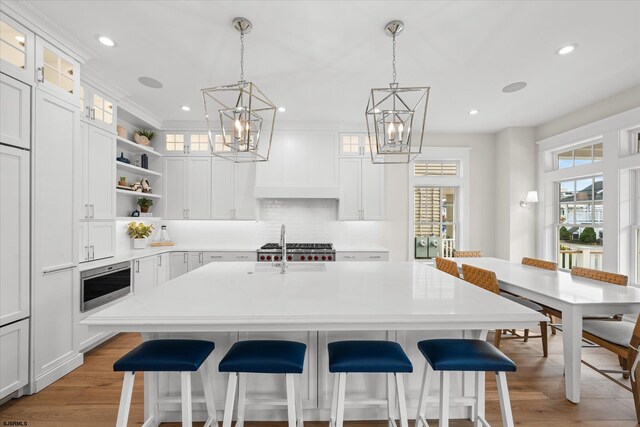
[{"left": 1, "top": 331, "right": 638, "bottom": 426}]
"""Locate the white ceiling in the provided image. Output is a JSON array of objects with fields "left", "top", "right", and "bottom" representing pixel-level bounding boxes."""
[{"left": 26, "top": 0, "right": 640, "bottom": 132}]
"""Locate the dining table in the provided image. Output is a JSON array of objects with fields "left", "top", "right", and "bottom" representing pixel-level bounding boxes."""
[{"left": 452, "top": 257, "right": 640, "bottom": 403}]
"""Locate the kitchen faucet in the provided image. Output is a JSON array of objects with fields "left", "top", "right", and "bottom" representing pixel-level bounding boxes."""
[{"left": 280, "top": 224, "right": 287, "bottom": 274}]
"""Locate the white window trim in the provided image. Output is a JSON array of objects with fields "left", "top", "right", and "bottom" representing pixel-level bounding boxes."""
[{"left": 408, "top": 147, "right": 470, "bottom": 260}]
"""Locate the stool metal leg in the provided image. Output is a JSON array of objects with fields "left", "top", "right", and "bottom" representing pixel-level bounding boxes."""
[
  {"left": 236, "top": 373, "right": 247, "bottom": 427},
  {"left": 116, "top": 371, "right": 136, "bottom": 427},
  {"left": 295, "top": 375, "right": 304, "bottom": 427},
  {"left": 329, "top": 374, "right": 339, "bottom": 427},
  {"left": 286, "top": 374, "right": 297, "bottom": 427},
  {"left": 180, "top": 371, "right": 193, "bottom": 427},
  {"left": 495, "top": 372, "right": 514, "bottom": 427},
  {"left": 200, "top": 359, "right": 217, "bottom": 427},
  {"left": 222, "top": 372, "right": 238, "bottom": 427},
  {"left": 336, "top": 373, "right": 347, "bottom": 427},
  {"left": 438, "top": 371, "right": 450, "bottom": 427},
  {"left": 415, "top": 362, "right": 432, "bottom": 427},
  {"left": 395, "top": 373, "right": 409, "bottom": 427}
]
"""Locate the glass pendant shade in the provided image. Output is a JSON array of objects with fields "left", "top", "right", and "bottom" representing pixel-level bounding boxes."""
[
  {"left": 366, "top": 83, "right": 430, "bottom": 163},
  {"left": 202, "top": 80, "right": 276, "bottom": 163}
]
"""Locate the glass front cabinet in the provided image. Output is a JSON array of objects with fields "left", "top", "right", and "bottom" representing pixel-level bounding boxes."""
[
  {"left": 35, "top": 36, "right": 79, "bottom": 103},
  {"left": 80, "top": 82, "right": 117, "bottom": 133},
  {"left": 0, "top": 12, "right": 34, "bottom": 84}
]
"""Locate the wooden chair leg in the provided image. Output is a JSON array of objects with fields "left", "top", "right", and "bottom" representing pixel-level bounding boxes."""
[
  {"left": 631, "top": 356, "right": 640, "bottom": 424},
  {"left": 494, "top": 329, "right": 502, "bottom": 348},
  {"left": 523, "top": 329, "right": 529, "bottom": 342},
  {"left": 620, "top": 356, "right": 630, "bottom": 380},
  {"left": 540, "top": 321, "right": 549, "bottom": 358}
]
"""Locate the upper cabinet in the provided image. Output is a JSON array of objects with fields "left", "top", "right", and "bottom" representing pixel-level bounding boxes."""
[
  {"left": 0, "top": 73, "right": 30, "bottom": 149},
  {"left": 35, "top": 36, "right": 79, "bottom": 104},
  {"left": 0, "top": 13, "right": 34, "bottom": 85},
  {"left": 339, "top": 134, "right": 372, "bottom": 158},
  {"left": 164, "top": 157, "right": 212, "bottom": 219},
  {"left": 80, "top": 82, "right": 116, "bottom": 133},
  {"left": 338, "top": 157, "right": 384, "bottom": 221},
  {"left": 162, "top": 132, "right": 212, "bottom": 156},
  {"left": 255, "top": 132, "right": 339, "bottom": 198},
  {"left": 212, "top": 158, "right": 256, "bottom": 220},
  {"left": 78, "top": 121, "right": 116, "bottom": 220}
]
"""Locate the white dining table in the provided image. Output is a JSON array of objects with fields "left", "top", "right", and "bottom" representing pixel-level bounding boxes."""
[{"left": 452, "top": 257, "right": 640, "bottom": 403}]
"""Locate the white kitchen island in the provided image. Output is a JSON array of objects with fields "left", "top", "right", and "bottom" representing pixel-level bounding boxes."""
[{"left": 83, "top": 261, "right": 545, "bottom": 425}]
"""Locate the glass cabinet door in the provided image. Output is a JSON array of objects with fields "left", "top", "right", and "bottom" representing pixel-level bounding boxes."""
[
  {"left": 35, "top": 36, "right": 79, "bottom": 103},
  {"left": 0, "top": 13, "right": 34, "bottom": 84},
  {"left": 91, "top": 91, "right": 114, "bottom": 129}
]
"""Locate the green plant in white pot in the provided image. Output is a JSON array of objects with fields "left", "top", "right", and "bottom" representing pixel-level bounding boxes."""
[{"left": 127, "top": 221, "right": 154, "bottom": 249}]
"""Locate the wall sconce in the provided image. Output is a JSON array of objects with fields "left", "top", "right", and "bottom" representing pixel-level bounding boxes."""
[{"left": 520, "top": 191, "right": 538, "bottom": 208}]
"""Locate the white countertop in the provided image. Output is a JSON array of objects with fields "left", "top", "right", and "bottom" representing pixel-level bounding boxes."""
[
  {"left": 83, "top": 261, "right": 545, "bottom": 332},
  {"left": 452, "top": 257, "right": 640, "bottom": 306}
]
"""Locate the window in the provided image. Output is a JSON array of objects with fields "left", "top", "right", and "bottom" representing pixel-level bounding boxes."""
[
  {"left": 0, "top": 19, "right": 26, "bottom": 69},
  {"left": 190, "top": 134, "right": 210, "bottom": 152},
  {"left": 165, "top": 133, "right": 184, "bottom": 152},
  {"left": 558, "top": 176, "right": 603, "bottom": 270},
  {"left": 414, "top": 162, "right": 458, "bottom": 177},
  {"left": 556, "top": 140, "right": 603, "bottom": 169},
  {"left": 414, "top": 187, "right": 456, "bottom": 257}
]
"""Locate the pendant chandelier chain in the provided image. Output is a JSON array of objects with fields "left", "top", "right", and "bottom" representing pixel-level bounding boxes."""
[
  {"left": 240, "top": 29, "right": 245, "bottom": 81},
  {"left": 392, "top": 33, "right": 397, "bottom": 84}
]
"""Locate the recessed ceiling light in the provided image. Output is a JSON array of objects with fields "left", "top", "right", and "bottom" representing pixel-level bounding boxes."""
[
  {"left": 557, "top": 44, "right": 578, "bottom": 55},
  {"left": 502, "top": 82, "right": 527, "bottom": 93},
  {"left": 96, "top": 34, "right": 116, "bottom": 47},
  {"left": 138, "top": 76, "right": 163, "bottom": 89},
  {"left": 469, "top": 109, "right": 479, "bottom": 115},
  {"left": 278, "top": 106, "right": 286, "bottom": 112},
  {"left": 181, "top": 105, "right": 191, "bottom": 111}
]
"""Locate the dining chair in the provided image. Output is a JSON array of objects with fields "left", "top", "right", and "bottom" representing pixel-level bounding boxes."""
[
  {"left": 521, "top": 257, "right": 557, "bottom": 271},
  {"left": 453, "top": 250, "right": 483, "bottom": 258},
  {"left": 571, "top": 266, "right": 628, "bottom": 286},
  {"left": 435, "top": 257, "right": 460, "bottom": 278},
  {"left": 462, "top": 264, "right": 549, "bottom": 357},
  {"left": 582, "top": 313, "right": 640, "bottom": 423}
]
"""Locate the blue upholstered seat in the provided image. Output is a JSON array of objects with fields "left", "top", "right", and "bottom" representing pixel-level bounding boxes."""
[
  {"left": 328, "top": 340, "right": 413, "bottom": 373},
  {"left": 219, "top": 340, "right": 307, "bottom": 374},
  {"left": 418, "top": 339, "right": 516, "bottom": 372},
  {"left": 113, "top": 339, "right": 215, "bottom": 372}
]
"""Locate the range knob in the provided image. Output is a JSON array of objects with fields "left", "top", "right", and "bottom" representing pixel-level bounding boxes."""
[
  {"left": 314, "top": 256, "right": 319, "bottom": 261},
  {"left": 260, "top": 255, "right": 265, "bottom": 261},
  {"left": 274, "top": 256, "right": 280, "bottom": 261},
  {"left": 328, "top": 255, "right": 333, "bottom": 261},
  {"left": 266, "top": 255, "right": 272, "bottom": 261},
  {"left": 321, "top": 256, "right": 326, "bottom": 260},
  {"left": 287, "top": 255, "right": 293, "bottom": 261},
  {"left": 300, "top": 256, "right": 306, "bottom": 261}
]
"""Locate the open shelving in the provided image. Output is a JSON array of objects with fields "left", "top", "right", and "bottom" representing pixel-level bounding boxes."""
[
  {"left": 116, "top": 189, "right": 163, "bottom": 199},
  {"left": 116, "top": 136, "right": 162, "bottom": 157},
  {"left": 116, "top": 161, "right": 162, "bottom": 177}
]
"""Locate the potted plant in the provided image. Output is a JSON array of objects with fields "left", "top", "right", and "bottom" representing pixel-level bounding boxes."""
[
  {"left": 134, "top": 129, "right": 155, "bottom": 146},
  {"left": 118, "top": 176, "right": 127, "bottom": 186},
  {"left": 127, "top": 221, "right": 154, "bottom": 249},
  {"left": 137, "top": 197, "right": 153, "bottom": 213}
]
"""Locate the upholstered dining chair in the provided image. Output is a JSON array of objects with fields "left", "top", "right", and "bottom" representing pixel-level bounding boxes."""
[{"left": 462, "top": 264, "right": 549, "bottom": 357}]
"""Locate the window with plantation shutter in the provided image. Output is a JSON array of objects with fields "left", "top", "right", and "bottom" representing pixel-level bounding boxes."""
[
  {"left": 414, "top": 186, "right": 456, "bottom": 255},
  {"left": 414, "top": 162, "right": 458, "bottom": 177}
]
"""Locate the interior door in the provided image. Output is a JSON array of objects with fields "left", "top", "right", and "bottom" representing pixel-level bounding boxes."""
[
  {"left": 186, "top": 158, "right": 211, "bottom": 219},
  {"left": 164, "top": 158, "right": 187, "bottom": 219},
  {"left": 87, "top": 126, "right": 115, "bottom": 220}
]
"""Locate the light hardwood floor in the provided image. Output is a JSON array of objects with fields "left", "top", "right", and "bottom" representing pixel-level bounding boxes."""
[{"left": 1, "top": 331, "right": 638, "bottom": 426}]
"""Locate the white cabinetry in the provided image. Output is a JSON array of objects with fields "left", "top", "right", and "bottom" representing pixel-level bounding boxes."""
[
  {"left": 0, "top": 12, "right": 35, "bottom": 85},
  {"left": 79, "top": 121, "right": 116, "bottom": 220},
  {"left": 133, "top": 256, "right": 158, "bottom": 294},
  {"left": 79, "top": 82, "right": 116, "bottom": 133},
  {"left": 212, "top": 159, "right": 256, "bottom": 219},
  {"left": 336, "top": 251, "right": 389, "bottom": 261},
  {"left": 169, "top": 252, "right": 189, "bottom": 279},
  {"left": 0, "top": 74, "right": 31, "bottom": 149},
  {"left": 255, "top": 132, "right": 339, "bottom": 198},
  {"left": 0, "top": 145, "right": 30, "bottom": 326},
  {"left": 32, "top": 89, "right": 81, "bottom": 391},
  {"left": 157, "top": 253, "right": 169, "bottom": 286},
  {"left": 0, "top": 319, "right": 29, "bottom": 399},
  {"left": 78, "top": 221, "right": 115, "bottom": 262},
  {"left": 339, "top": 158, "right": 384, "bottom": 220},
  {"left": 35, "top": 36, "right": 80, "bottom": 104},
  {"left": 164, "top": 157, "right": 211, "bottom": 219},
  {"left": 202, "top": 251, "right": 256, "bottom": 263},
  {"left": 188, "top": 251, "right": 203, "bottom": 271}
]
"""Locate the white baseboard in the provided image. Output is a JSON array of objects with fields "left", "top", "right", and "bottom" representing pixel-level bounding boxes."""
[{"left": 31, "top": 352, "right": 84, "bottom": 393}]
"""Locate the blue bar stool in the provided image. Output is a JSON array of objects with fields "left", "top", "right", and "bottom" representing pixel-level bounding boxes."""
[
  {"left": 219, "top": 340, "right": 307, "bottom": 427},
  {"left": 415, "top": 339, "right": 516, "bottom": 427},
  {"left": 328, "top": 340, "right": 413, "bottom": 427},
  {"left": 113, "top": 339, "right": 217, "bottom": 427}
]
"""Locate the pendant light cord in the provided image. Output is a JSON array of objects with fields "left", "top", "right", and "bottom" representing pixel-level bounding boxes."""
[
  {"left": 392, "top": 33, "right": 397, "bottom": 84},
  {"left": 240, "top": 30, "right": 245, "bottom": 81}
]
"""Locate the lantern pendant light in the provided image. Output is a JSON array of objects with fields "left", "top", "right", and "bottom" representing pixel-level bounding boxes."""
[
  {"left": 202, "top": 17, "right": 277, "bottom": 162},
  {"left": 365, "top": 20, "right": 430, "bottom": 164}
]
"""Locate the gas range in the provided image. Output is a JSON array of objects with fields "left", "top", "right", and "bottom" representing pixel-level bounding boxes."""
[{"left": 257, "top": 243, "right": 335, "bottom": 262}]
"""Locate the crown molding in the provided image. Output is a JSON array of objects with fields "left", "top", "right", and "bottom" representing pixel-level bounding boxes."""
[
  {"left": 118, "top": 98, "right": 163, "bottom": 130},
  {"left": 1, "top": 0, "right": 96, "bottom": 63},
  {"left": 81, "top": 66, "right": 130, "bottom": 101}
]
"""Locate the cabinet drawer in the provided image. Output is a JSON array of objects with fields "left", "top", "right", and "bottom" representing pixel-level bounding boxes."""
[
  {"left": 0, "top": 319, "right": 29, "bottom": 399},
  {"left": 202, "top": 251, "right": 256, "bottom": 262},
  {"left": 336, "top": 251, "right": 389, "bottom": 261}
]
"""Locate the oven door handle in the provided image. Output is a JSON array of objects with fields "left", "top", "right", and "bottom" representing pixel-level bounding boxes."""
[{"left": 43, "top": 263, "right": 76, "bottom": 275}]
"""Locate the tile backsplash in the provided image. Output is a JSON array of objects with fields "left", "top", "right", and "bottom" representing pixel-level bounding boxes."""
[{"left": 116, "top": 199, "right": 383, "bottom": 251}]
